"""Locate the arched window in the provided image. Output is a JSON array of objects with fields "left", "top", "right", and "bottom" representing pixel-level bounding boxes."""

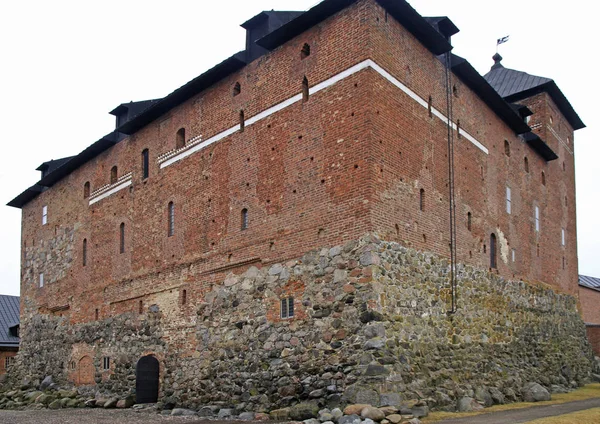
[
  {"left": 301, "top": 43, "right": 310, "bottom": 59},
  {"left": 168, "top": 202, "right": 175, "bottom": 237},
  {"left": 302, "top": 76, "right": 309, "bottom": 103},
  {"left": 119, "top": 223, "right": 125, "bottom": 254},
  {"left": 239, "top": 110, "right": 245, "bottom": 132},
  {"left": 419, "top": 189, "right": 425, "bottom": 211},
  {"left": 541, "top": 171, "right": 546, "bottom": 186},
  {"left": 467, "top": 212, "right": 472, "bottom": 231},
  {"left": 241, "top": 208, "right": 248, "bottom": 230},
  {"left": 490, "top": 233, "right": 497, "bottom": 269},
  {"left": 524, "top": 156, "right": 529, "bottom": 173},
  {"left": 83, "top": 182, "right": 90, "bottom": 199},
  {"left": 141, "top": 149, "right": 149, "bottom": 180},
  {"left": 82, "top": 238, "right": 87, "bottom": 267},
  {"left": 233, "top": 82, "right": 241, "bottom": 97},
  {"left": 504, "top": 140, "right": 510, "bottom": 157},
  {"left": 110, "top": 166, "right": 118, "bottom": 184},
  {"left": 176, "top": 128, "right": 185, "bottom": 149}
]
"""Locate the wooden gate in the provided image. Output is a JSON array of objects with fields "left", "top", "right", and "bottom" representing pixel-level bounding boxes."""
[{"left": 136, "top": 355, "right": 159, "bottom": 403}]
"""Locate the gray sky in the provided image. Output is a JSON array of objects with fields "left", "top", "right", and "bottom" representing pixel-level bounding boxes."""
[{"left": 1, "top": 0, "right": 597, "bottom": 296}]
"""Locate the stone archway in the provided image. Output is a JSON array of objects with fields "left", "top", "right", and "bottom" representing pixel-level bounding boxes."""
[
  {"left": 136, "top": 355, "right": 159, "bottom": 404},
  {"left": 78, "top": 356, "right": 95, "bottom": 385}
]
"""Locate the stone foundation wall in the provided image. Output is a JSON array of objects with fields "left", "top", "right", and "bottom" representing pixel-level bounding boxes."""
[{"left": 7, "top": 236, "right": 594, "bottom": 411}]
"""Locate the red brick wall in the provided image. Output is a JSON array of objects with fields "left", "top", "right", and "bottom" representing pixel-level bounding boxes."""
[
  {"left": 367, "top": 1, "right": 577, "bottom": 294},
  {"left": 586, "top": 326, "right": 600, "bottom": 356},
  {"left": 580, "top": 286, "right": 600, "bottom": 324},
  {"left": 18, "top": 0, "right": 580, "bottom": 334}
]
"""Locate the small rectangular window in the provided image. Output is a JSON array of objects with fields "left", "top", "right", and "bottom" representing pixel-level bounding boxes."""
[
  {"left": 103, "top": 357, "right": 110, "bottom": 370},
  {"left": 535, "top": 206, "right": 540, "bottom": 232},
  {"left": 280, "top": 297, "right": 294, "bottom": 319},
  {"left": 561, "top": 228, "right": 565, "bottom": 246},
  {"left": 5, "top": 356, "right": 15, "bottom": 370},
  {"left": 511, "top": 249, "right": 516, "bottom": 263},
  {"left": 506, "top": 187, "right": 511, "bottom": 214},
  {"left": 39, "top": 273, "right": 44, "bottom": 288},
  {"left": 42, "top": 206, "right": 48, "bottom": 225}
]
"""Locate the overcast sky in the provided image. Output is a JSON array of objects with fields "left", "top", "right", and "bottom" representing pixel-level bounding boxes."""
[{"left": 0, "top": 0, "right": 597, "bottom": 296}]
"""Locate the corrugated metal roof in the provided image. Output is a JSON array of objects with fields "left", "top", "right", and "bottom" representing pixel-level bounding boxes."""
[
  {"left": 0, "top": 295, "right": 19, "bottom": 347},
  {"left": 580, "top": 275, "right": 600, "bottom": 291}
]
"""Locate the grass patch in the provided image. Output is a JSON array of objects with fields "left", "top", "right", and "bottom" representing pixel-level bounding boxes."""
[
  {"left": 526, "top": 407, "right": 600, "bottom": 423},
  {"left": 422, "top": 384, "right": 600, "bottom": 423}
]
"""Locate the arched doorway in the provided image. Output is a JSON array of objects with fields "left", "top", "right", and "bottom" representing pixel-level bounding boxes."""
[
  {"left": 78, "top": 356, "right": 95, "bottom": 385},
  {"left": 136, "top": 355, "right": 159, "bottom": 404}
]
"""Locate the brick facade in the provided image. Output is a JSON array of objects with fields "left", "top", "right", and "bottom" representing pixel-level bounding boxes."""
[
  {"left": 10, "top": 0, "right": 589, "bottom": 408},
  {"left": 0, "top": 349, "right": 17, "bottom": 376}
]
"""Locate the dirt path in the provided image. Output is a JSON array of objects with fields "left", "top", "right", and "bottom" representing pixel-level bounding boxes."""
[{"left": 434, "top": 397, "right": 600, "bottom": 423}]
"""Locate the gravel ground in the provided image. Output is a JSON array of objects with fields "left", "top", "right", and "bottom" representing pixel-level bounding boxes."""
[{"left": 0, "top": 408, "right": 256, "bottom": 424}]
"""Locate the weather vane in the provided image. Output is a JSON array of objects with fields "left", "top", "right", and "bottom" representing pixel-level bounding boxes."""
[{"left": 497, "top": 35, "right": 510, "bottom": 53}]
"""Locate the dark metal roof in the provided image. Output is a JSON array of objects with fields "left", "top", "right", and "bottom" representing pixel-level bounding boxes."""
[
  {"left": 580, "top": 275, "right": 600, "bottom": 292},
  {"left": 257, "top": 0, "right": 453, "bottom": 56},
  {"left": 522, "top": 131, "right": 558, "bottom": 161},
  {"left": 7, "top": 184, "right": 46, "bottom": 208},
  {"left": 0, "top": 295, "right": 19, "bottom": 347},
  {"left": 36, "top": 157, "right": 75, "bottom": 177},
  {"left": 484, "top": 55, "right": 585, "bottom": 130},
  {"left": 424, "top": 16, "right": 459, "bottom": 40},
  {"left": 118, "top": 52, "right": 247, "bottom": 136},
  {"left": 450, "top": 54, "right": 531, "bottom": 135},
  {"left": 109, "top": 99, "right": 161, "bottom": 117},
  {"left": 241, "top": 11, "right": 304, "bottom": 30}
]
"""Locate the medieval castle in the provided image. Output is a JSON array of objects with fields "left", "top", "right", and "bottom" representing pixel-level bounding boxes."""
[{"left": 6, "top": 0, "right": 594, "bottom": 414}]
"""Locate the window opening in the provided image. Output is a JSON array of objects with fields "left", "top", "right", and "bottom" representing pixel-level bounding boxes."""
[
  {"left": 110, "top": 166, "right": 118, "bottom": 184},
  {"left": 182, "top": 289, "right": 187, "bottom": 305},
  {"left": 302, "top": 76, "right": 309, "bottom": 103},
  {"left": 142, "top": 149, "right": 149, "bottom": 179},
  {"left": 280, "top": 297, "right": 294, "bottom": 319},
  {"left": 176, "top": 128, "right": 186, "bottom": 149},
  {"left": 535, "top": 206, "right": 540, "bottom": 232},
  {"left": 467, "top": 212, "right": 472, "bottom": 231},
  {"left": 490, "top": 233, "right": 497, "bottom": 269},
  {"left": 39, "top": 273, "right": 44, "bottom": 288},
  {"left": 419, "top": 189, "right": 425, "bottom": 211},
  {"left": 83, "top": 239, "right": 87, "bottom": 267},
  {"left": 301, "top": 43, "right": 310, "bottom": 59},
  {"left": 541, "top": 171, "right": 546, "bottom": 186},
  {"left": 506, "top": 186, "right": 512, "bottom": 214},
  {"left": 524, "top": 157, "right": 529, "bottom": 173},
  {"left": 119, "top": 223, "right": 125, "bottom": 253},
  {"left": 504, "top": 140, "right": 510, "bottom": 157},
  {"left": 84, "top": 182, "right": 90, "bottom": 199},
  {"left": 42, "top": 205, "right": 48, "bottom": 225},
  {"left": 168, "top": 202, "right": 175, "bottom": 237},
  {"left": 241, "top": 208, "right": 248, "bottom": 230},
  {"left": 239, "top": 110, "right": 245, "bottom": 132},
  {"left": 103, "top": 357, "right": 110, "bottom": 371},
  {"left": 233, "top": 82, "right": 241, "bottom": 97},
  {"left": 561, "top": 228, "right": 565, "bottom": 246}
]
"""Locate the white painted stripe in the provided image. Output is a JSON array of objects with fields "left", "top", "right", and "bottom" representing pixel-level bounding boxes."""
[
  {"left": 89, "top": 179, "right": 132, "bottom": 206},
  {"left": 160, "top": 59, "right": 488, "bottom": 169}
]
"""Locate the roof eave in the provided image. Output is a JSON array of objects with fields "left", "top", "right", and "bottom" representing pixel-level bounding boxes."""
[
  {"left": 522, "top": 132, "right": 559, "bottom": 161},
  {"left": 257, "top": 0, "right": 452, "bottom": 56}
]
